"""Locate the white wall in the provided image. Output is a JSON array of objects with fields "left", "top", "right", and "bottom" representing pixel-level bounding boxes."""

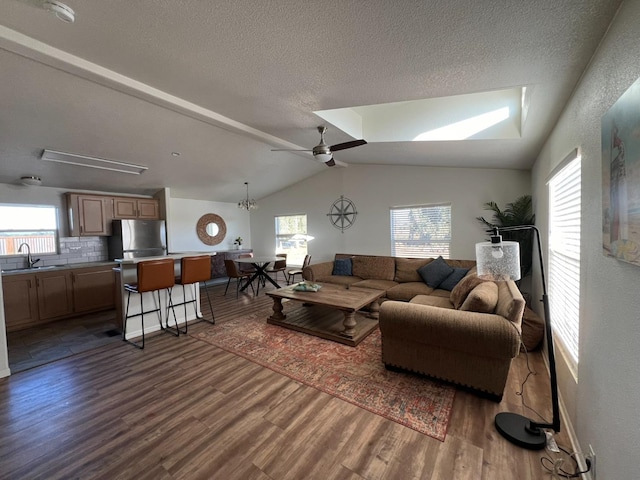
[
  {"left": 167, "top": 196, "right": 251, "bottom": 253},
  {"left": 251, "top": 164, "right": 531, "bottom": 264},
  {"left": 532, "top": 1, "right": 638, "bottom": 478}
]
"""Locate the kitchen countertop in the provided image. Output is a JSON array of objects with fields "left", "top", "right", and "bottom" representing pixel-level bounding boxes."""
[
  {"left": 1, "top": 261, "right": 117, "bottom": 276},
  {"left": 114, "top": 251, "right": 216, "bottom": 265}
]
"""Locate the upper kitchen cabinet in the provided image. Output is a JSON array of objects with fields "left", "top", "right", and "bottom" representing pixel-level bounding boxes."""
[
  {"left": 67, "top": 193, "right": 161, "bottom": 236},
  {"left": 112, "top": 197, "right": 159, "bottom": 220},
  {"left": 67, "top": 193, "right": 111, "bottom": 236}
]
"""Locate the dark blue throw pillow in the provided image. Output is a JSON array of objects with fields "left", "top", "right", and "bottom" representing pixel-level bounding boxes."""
[
  {"left": 438, "top": 267, "right": 470, "bottom": 291},
  {"left": 332, "top": 258, "right": 353, "bottom": 276},
  {"left": 417, "top": 256, "right": 454, "bottom": 288}
]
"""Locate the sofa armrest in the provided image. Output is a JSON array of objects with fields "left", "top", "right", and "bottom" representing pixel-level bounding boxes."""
[
  {"left": 302, "top": 261, "right": 334, "bottom": 281},
  {"left": 379, "top": 301, "right": 521, "bottom": 359}
]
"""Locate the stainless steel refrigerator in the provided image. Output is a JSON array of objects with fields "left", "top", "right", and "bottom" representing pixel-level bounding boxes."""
[{"left": 108, "top": 219, "right": 167, "bottom": 260}]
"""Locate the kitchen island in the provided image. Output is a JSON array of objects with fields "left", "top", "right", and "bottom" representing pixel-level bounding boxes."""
[{"left": 114, "top": 252, "right": 215, "bottom": 341}]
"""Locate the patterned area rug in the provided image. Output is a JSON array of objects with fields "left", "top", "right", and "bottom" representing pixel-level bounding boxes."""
[{"left": 193, "top": 306, "right": 455, "bottom": 441}]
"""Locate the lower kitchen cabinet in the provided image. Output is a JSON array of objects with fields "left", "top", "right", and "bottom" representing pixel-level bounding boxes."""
[
  {"left": 72, "top": 266, "right": 116, "bottom": 314},
  {"left": 2, "top": 264, "right": 116, "bottom": 332},
  {"left": 36, "top": 270, "right": 74, "bottom": 321},
  {"left": 2, "top": 274, "right": 39, "bottom": 331}
]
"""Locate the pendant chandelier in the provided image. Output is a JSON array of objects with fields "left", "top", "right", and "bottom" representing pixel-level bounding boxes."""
[{"left": 237, "top": 182, "right": 257, "bottom": 210}]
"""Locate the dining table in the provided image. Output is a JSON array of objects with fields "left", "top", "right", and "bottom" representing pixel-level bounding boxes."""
[{"left": 235, "top": 256, "right": 285, "bottom": 295}]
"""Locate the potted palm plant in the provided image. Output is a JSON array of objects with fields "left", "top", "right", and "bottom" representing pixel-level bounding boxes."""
[{"left": 476, "top": 195, "right": 535, "bottom": 277}]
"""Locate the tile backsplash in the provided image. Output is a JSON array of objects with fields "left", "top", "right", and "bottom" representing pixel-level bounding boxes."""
[{"left": 0, "top": 237, "right": 109, "bottom": 270}]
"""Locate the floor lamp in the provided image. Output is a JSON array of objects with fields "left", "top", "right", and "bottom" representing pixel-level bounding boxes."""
[{"left": 475, "top": 226, "right": 560, "bottom": 450}]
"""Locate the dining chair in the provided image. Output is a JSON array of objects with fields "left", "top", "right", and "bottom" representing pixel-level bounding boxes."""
[
  {"left": 224, "top": 259, "right": 254, "bottom": 298},
  {"left": 287, "top": 254, "right": 312, "bottom": 285},
  {"left": 238, "top": 253, "right": 257, "bottom": 275},
  {"left": 265, "top": 253, "right": 287, "bottom": 284}
]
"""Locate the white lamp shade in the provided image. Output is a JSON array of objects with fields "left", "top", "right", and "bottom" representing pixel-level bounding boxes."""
[
  {"left": 475, "top": 240, "right": 521, "bottom": 281},
  {"left": 315, "top": 153, "right": 333, "bottom": 163}
]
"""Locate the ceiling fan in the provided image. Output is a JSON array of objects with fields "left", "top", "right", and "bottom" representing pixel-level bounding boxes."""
[{"left": 272, "top": 126, "right": 367, "bottom": 167}]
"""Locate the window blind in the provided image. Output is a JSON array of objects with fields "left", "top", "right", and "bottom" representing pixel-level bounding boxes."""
[
  {"left": 390, "top": 204, "right": 451, "bottom": 258},
  {"left": 548, "top": 156, "right": 581, "bottom": 369}
]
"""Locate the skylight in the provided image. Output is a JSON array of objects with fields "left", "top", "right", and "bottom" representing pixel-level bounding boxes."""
[{"left": 314, "top": 87, "right": 524, "bottom": 143}]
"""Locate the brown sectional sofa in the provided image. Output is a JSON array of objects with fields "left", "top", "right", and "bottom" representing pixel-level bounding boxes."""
[{"left": 303, "top": 253, "right": 525, "bottom": 401}]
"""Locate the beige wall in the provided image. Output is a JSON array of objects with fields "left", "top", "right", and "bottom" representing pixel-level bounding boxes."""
[
  {"left": 250, "top": 164, "right": 531, "bottom": 264},
  {"left": 532, "top": 1, "right": 638, "bottom": 478}
]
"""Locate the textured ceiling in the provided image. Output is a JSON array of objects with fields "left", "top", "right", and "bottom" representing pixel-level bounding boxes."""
[{"left": 0, "top": 0, "right": 623, "bottom": 201}]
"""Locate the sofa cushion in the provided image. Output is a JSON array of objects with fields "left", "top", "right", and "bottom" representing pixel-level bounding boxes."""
[
  {"left": 332, "top": 257, "right": 353, "bottom": 276},
  {"left": 409, "top": 294, "right": 454, "bottom": 309},
  {"left": 418, "top": 256, "right": 454, "bottom": 288},
  {"left": 386, "top": 282, "right": 434, "bottom": 301},
  {"left": 352, "top": 279, "right": 398, "bottom": 292},
  {"left": 438, "top": 267, "right": 470, "bottom": 291},
  {"left": 460, "top": 282, "right": 499, "bottom": 313},
  {"left": 394, "top": 257, "right": 431, "bottom": 282},
  {"left": 450, "top": 274, "right": 490, "bottom": 309},
  {"left": 495, "top": 281, "right": 526, "bottom": 324},
  {"left": 352, "top": 256, "right": 396, "bottom": 281},
  {"left": 315, "top": 275, "right": 363, "bottom": 286}
]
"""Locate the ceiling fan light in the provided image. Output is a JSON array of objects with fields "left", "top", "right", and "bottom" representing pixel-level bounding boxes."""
[{"left": 315, "top": 153, "right": 333, "bottom": 163}]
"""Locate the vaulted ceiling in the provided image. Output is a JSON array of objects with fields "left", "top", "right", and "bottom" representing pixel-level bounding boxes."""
[{"left": 0, "top": 0, "right": 623, "bottom": 202}]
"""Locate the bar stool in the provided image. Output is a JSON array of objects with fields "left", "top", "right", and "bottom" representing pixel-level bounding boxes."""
[
  {"left": 123, "top": 258, "right": 179, "bottom": 349},
  {"left": 173, "top": 255, "right": 214, "bottom": 334}
]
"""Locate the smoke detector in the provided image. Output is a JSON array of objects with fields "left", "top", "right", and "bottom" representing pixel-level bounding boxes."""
[
  {"left": 43, "top": 1, "right": 75, "bottom": 23},
  {"left": 20, "top": 176, "right": 42, "bottom": 187}
]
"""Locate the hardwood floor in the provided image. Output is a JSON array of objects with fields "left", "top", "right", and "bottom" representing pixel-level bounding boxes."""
[{"left": 0, "top": 282, "right": 572, "bottom": 479}]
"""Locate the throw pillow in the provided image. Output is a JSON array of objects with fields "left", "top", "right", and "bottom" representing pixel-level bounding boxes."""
[
  {"left": 450, "top": 274, "right": 488, "bottom": 309},
  {"left": 417, "top": 256, "right": 454, "bottom": 288},
  {"left": 460, "top": 282, "right": 499, "bottom": 313},
  {"left": 332, "top": 257, "right": 353, "bottom": 276},
  {"left": 439, "top": 267, "right": 470, "bottom": 291}
]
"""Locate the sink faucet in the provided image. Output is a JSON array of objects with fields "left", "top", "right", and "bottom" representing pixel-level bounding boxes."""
[{"left": 18, "top": 243, "right": 40, "bottom": 268}]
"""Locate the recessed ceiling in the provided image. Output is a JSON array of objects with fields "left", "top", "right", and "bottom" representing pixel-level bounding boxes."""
[
  {"left": 315, "top": 87, "right": 524, "bottom": 142},
  {"left": 0, "top": 0, "right": 624, "bottom": 201}
]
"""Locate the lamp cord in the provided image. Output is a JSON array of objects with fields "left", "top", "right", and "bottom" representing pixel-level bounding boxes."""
[{"left": 541, "top": 445, "right": 593, "bottom": 478}]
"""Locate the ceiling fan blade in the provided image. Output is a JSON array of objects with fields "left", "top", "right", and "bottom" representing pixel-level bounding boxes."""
[
  {"left": 324, "top": 157, "right": 348, "bottom": 168},
  {"left": 271, "top": 148, "right": 313, "bottom": 152},
  {"left": 329, "top": 139, "right": 367, "bottom": 152}
]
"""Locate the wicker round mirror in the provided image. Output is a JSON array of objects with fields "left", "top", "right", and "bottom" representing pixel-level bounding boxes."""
[{"left": 196, "top": 213, "right": 227, "bottom": 246}]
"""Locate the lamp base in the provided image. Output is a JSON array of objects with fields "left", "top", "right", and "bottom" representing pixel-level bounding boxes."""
[{"left": 495, "top": 412, "right": 546, "bottom": 450}]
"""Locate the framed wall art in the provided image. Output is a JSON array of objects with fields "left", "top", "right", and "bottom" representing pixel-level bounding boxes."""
[{"left": 602, "top": 76, "right": 640, "bottom": 266}]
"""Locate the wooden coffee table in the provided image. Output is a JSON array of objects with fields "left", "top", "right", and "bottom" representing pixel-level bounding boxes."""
[{"left": 265, "top": 283, "right": 385, "bottom": 346}]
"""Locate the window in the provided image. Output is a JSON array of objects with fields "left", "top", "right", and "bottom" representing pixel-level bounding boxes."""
[
  {"left": 390, "top": 203, "right": 451, "bottom": 258},
  {"left": 275, "top": 214, "right": 308, "bottom": 266},
  {"left": 548, "top": 154, "right": 581, "bottom": 371},
  {"left": 0, "top": 204, "right": 59, "bottom": 256}
]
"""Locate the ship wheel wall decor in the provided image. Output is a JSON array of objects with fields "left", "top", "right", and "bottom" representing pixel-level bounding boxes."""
[{"left": 327, "top": 195, "right": 358, "bottom": 233}]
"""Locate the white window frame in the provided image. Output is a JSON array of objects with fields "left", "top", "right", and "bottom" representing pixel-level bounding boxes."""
[
  {"left": 390, "top": 203, "right": 451, "bottom": 258},
  {"left": 274, "top": 214, "right": 308, "bottom": 266},
  {"left": 0, "top": 204, "right": 59, "bottom": 256},
  {"left": 548, "top": 153, "right": 581, "bottom": 373}
]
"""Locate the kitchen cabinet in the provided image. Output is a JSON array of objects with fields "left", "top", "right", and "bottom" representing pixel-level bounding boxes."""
[
  {"left": 67, "top": 193, "right": 160, "bottom": 236},
  {"left": 36, "top": 270, "right": 74, "bottom": 320},
  {"left": 72, "top": 266, "right": 115, "bottom": 313},
  {"left": 67, "top": 193, "right": 111, "bottom": 236},
  {"left": 112, "top": 197, "right": 159, "bottom": 220},
  {"left": 2, "top": 264, "right": 116, "bottom": 332},
  {"left": 2, "top": 274, "right": 39, "bottom": 331}
]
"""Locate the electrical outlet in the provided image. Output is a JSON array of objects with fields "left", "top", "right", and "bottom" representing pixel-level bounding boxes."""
[{"left": 587, "top": 444, "right": 596, "bottom": 480}]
